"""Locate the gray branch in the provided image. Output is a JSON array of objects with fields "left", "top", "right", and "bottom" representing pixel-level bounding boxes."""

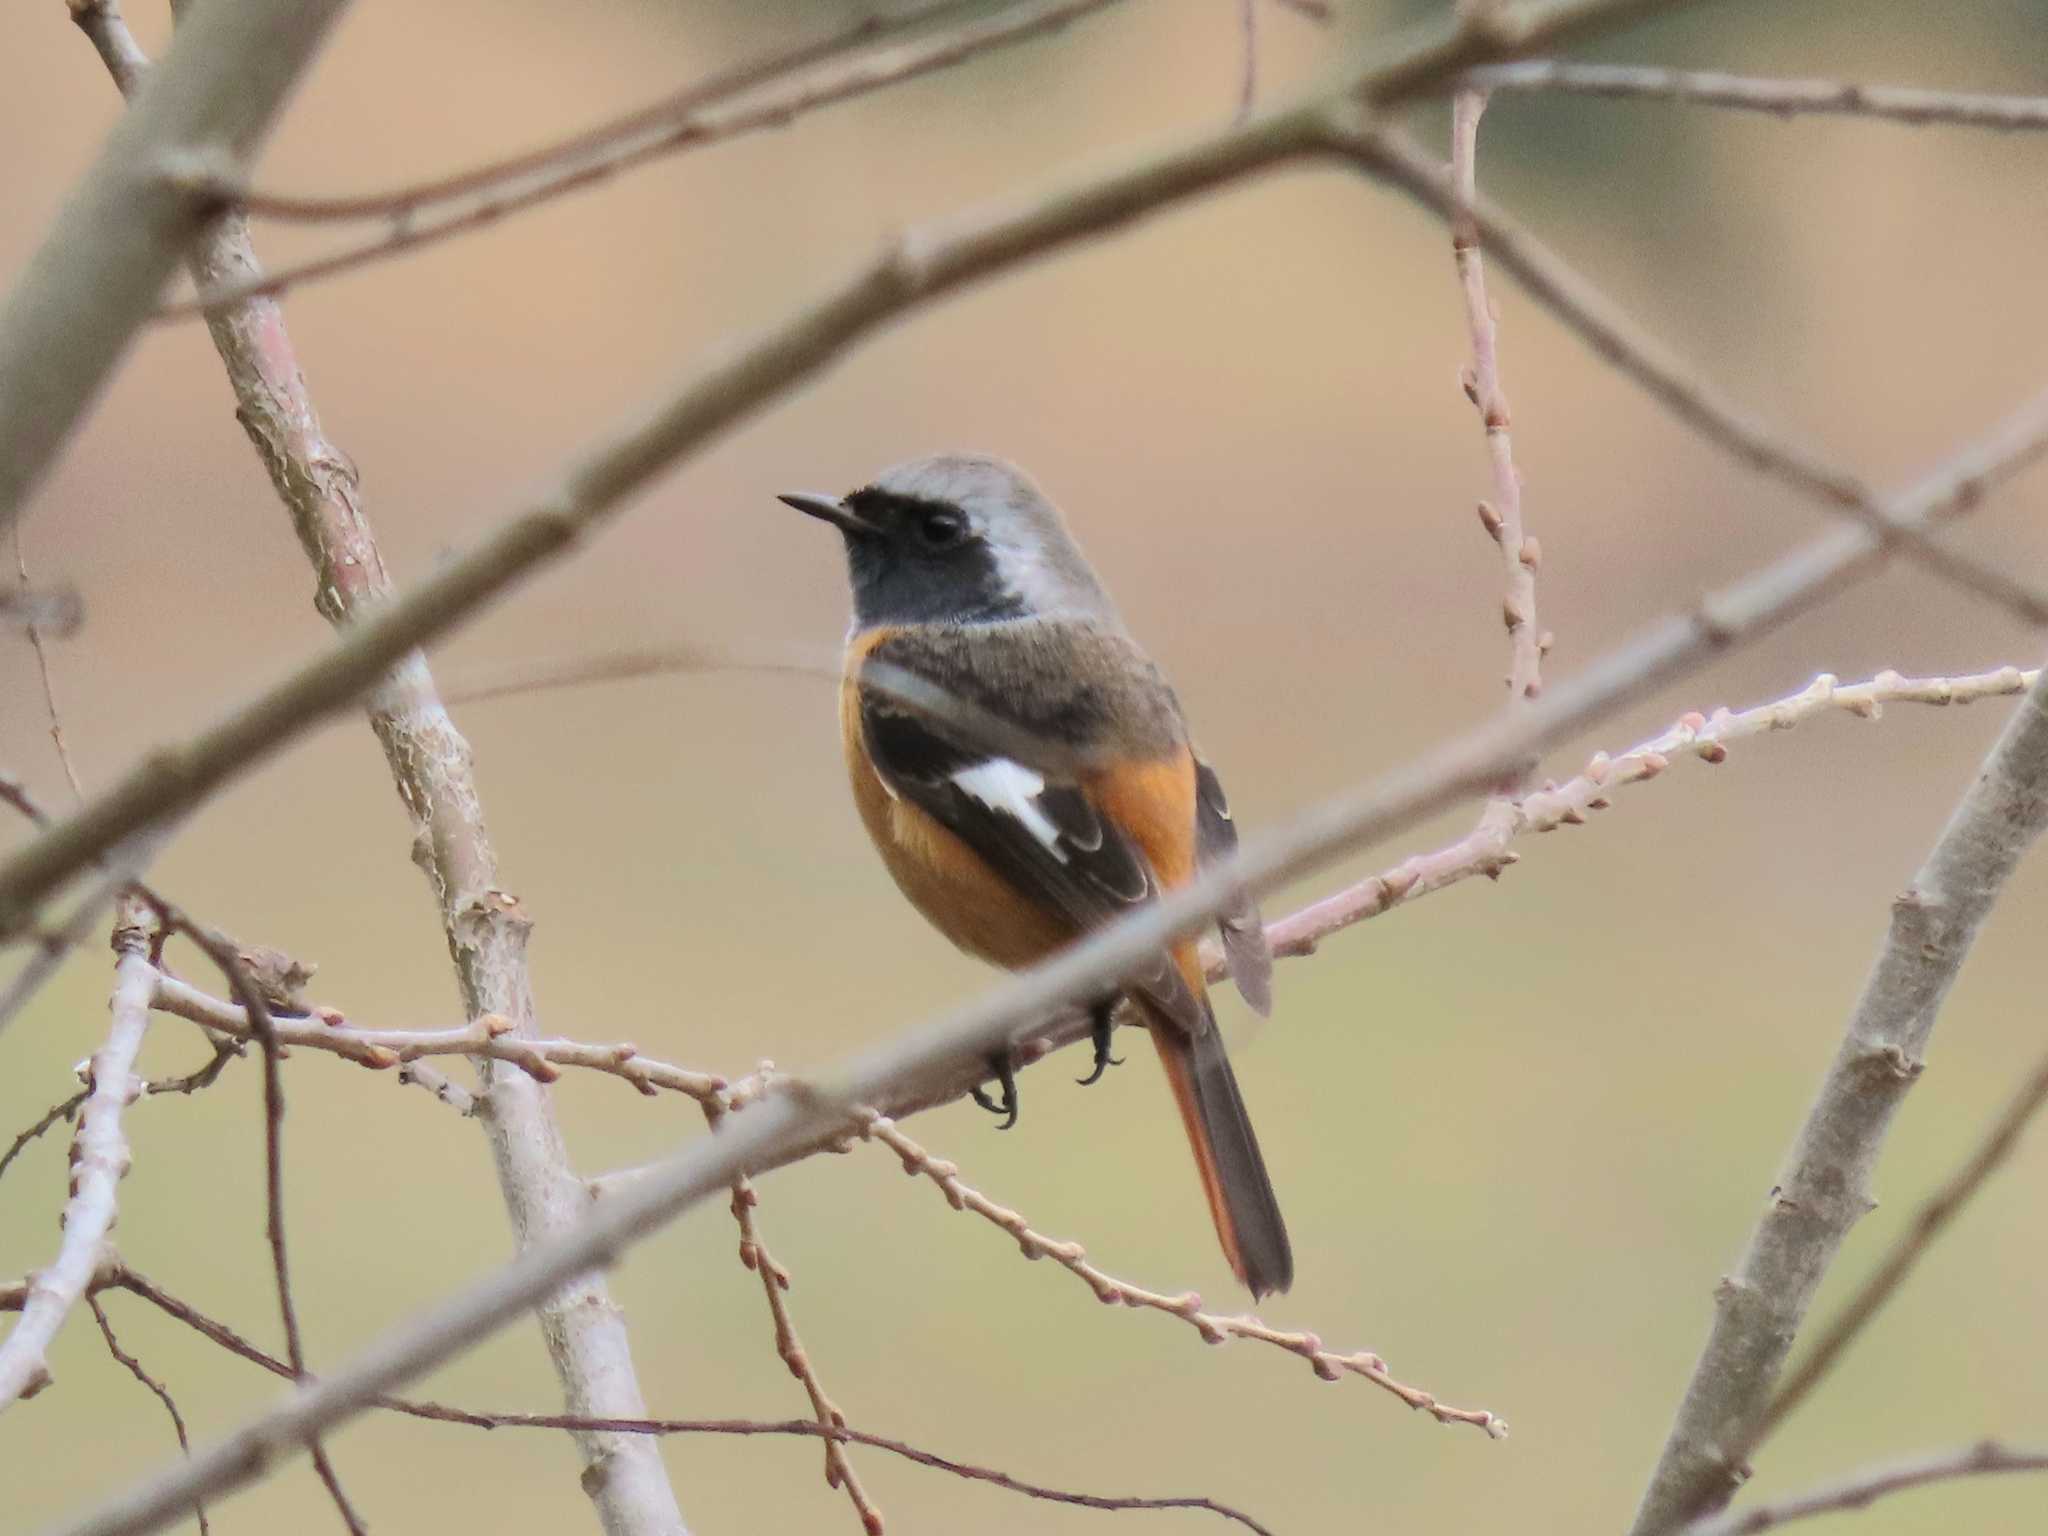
[
  {"left": 1628, "top": 661, "right": 2048, "bottom": 1534},
  {"left": 0, "top": 0, "right": 351, "bottom": 539}
]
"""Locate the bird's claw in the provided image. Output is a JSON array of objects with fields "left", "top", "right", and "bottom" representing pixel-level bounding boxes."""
[
  {"left": 970, "top": 1052, "right": 1019, "bottom": 1129},
  {"left": 1075, "top": 998, "right": 1124, "bottom": 1087}
]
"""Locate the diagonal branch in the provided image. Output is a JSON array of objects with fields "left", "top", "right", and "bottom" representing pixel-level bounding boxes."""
[
  {"left": 1450, "top": 89, "right": 1546, "bottom": 710},
  {"left": 1627, "top": 659, "right": 2048, "bottom": 1535},
  {"left": 1463, "top": 61, "right": 2048, "bottom": 132},
  {"left": 166, "top": 0, "right": 1133, "bottom": 316},
  {"left": 1675, "top": 1441, "right": 2048, "bottom": 1536},
  {"left": 861, "top": 1112, "right": 1501, "bottom": 1432},
  {"left": 1328, "top": 120, "right": 2048, "bottom": 627}
]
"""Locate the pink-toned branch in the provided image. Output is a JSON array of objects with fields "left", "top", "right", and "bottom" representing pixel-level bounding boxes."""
[
  {"left": 147, "top": 974, "right": 725, "bottom": 1100},
  {"left": 727, "top": 1177, "right": 882, "bottom": 1532},
  {"left": 1450, "top": 90, "right": 1545, "bottom": 711},
  {"left": 860, "top": 1112, "right": 1504, "bottom": 1436},
  {"left": 1245, "top": 663, "right": 2040, "bottom": 967}
]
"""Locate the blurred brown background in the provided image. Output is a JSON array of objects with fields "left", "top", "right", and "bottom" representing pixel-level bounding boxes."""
[{"left": 6, "top": 1, "right": 2048, "bottom": 1532}]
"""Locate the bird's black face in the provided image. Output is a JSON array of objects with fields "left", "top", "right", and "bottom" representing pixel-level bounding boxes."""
[{"left": 780, "top": 486, "right": 1029, "bottom": 628}]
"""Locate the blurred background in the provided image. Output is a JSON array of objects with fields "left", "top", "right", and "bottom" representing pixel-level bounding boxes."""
[{"left": 6, "top": 0, "right": 2048, "bottom": 1531}]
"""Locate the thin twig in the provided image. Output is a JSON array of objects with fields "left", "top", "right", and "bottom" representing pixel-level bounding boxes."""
[
  {"left": 228, "top": 0, "right": 998, "bottom": 221},
  {"left": 860, "top": 1112, "right": 1503, "bottom": 1433},
  {"left": 11, "top": 526, "right": 85, "bottom": 802},
  {"left": 164, "top": 0, "right": 1132, "bottom": 317},
  {"left": 1450, "top": 89, "right": 1543, "bottom": 711},
  {"left": 147, "top": 974, "right": 726, "bottom": 1099},
  {"left": 1629, "top": 660, "right": 2048, "bottom": 1534},
  {"left": 728, "top": 1175, "right": 882, "bottom": 1532},
  {"left": 87, "top": 1297, "right": 210, "bottom": 1536},
  {"left": 1749, "top": 1038, "right": 2048, "bottom": 1450},
  {"left": 152, "top": 909, "right": 367, "bottom": 1536},
  {"left": 0, "top": 1089, "right": 87, "bottom": 1187},
  {"left": 1465, "top": 61, "right": 2048, "bottom": 131},
  {"left": 1329, "top": 120, "right": 2048, "bottom": 628},
  {"left": 1253, "top": 663, "right": 2044, "bottom": 964},
  {"left": 482, "top": 1415, "right": 1278, "bottom": 1535},
  {"left": 1677, "top": 1441, "right": 2048, "bottom": 1536}
]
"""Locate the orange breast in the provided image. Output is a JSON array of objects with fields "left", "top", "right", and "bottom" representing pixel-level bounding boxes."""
[{"left": 840, "top": 658, "right": 1072, "bottom": 971}]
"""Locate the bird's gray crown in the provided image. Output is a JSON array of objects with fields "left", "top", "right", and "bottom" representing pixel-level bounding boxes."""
[{"left": 794, "top": 453, "right": 1121, "bottom": 631}]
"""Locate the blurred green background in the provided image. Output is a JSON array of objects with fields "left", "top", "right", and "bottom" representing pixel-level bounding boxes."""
[{"left": 6, "top": 1, "right": 2048, "bottom": 1531}]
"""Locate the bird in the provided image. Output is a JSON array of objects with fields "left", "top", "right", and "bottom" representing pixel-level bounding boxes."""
[{"left": 778, "top": 453, "right": 1292, "bottom": 1297}]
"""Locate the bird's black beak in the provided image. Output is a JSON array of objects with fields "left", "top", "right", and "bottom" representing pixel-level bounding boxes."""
[{"left": 777, "top": 491, "right": 869, "bottom": 535}]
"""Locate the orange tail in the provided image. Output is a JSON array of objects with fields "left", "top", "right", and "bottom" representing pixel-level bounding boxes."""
[{"left": 1145, "top": 992, "right": 1293, "bottom": 1298}]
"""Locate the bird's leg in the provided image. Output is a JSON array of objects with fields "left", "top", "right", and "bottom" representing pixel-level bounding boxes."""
[
  {"left": 1075, "top": 996, "right": 1125, "bottom": 1086},
  {"left": 969, "top": 1051, "right": 1020, "bottom": 1130}
]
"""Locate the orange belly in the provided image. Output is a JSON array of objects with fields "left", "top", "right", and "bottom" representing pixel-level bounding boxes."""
[
  {"left": 841, "top": 671, "right": 1072, "bottom": 970},
  {"left": 839, "top": 644, "right": 1202, "bottom": 991}
]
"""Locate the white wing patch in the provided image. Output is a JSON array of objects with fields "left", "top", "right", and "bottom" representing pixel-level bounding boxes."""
[{"left": 951, "top": 759, "right": 1067, "bottom": 860}]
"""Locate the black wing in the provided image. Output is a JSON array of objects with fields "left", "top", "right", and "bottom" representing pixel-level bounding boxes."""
[
  {"left": 860, "top": 692, "right": 1206, "bottom": 1036},
  {"left": 1195, "top": 754, "right": 1272, "bottom": 1016}
]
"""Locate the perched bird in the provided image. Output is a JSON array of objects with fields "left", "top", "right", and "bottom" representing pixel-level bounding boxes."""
[{"left": 779, "top": 454, "right": 1291, "bottom": 1297}]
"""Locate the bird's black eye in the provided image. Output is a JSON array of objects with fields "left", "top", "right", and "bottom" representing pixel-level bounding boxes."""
[{"left": 913, "top": 508, "right": 969, "bottom": 551}]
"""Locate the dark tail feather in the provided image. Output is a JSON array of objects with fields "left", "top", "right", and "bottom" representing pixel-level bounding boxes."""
[{"left": 1147, "top": 1006, "right": 1293, "bottom": 1298}]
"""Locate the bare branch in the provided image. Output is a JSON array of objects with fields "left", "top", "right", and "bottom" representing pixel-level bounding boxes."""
[
  {"left": 1449, "top": 87, "right": 1545, "bottom": 733},
  {"left": 147, "top": 975, "right": 725, "bottom": 1100},
  {"left": 726, "top": 1176, "right": 882, "bottom": 1531},
  {"left": 0, "top": 1089, "right": 87, "bottom": 1189},
  {"left": 1752, "top": 1038, "right": 2048, "bottom": 1448},
  {"left": 441, "top": 644, "right": 833, "bottom": 707},
  {"left": 1629, "top": 661, "right": 2048, "bottom": 1535},
  {"left": 155, "top": 911, "right": 366, "bottom": 1536},
  {"left": 167, "top": 0, "right": 1132, "bottom": 316},
  {"left": 0, "top": 915, "right": 154, "bottom": 1408},
  {"left": 1257, "top": 664, "right": 2043, "bottom": 962},
  {"left": 1677, "top": 1442, "right": 2048, "bottom": 1536},
  {"left": 1465, "top": 61, "right": 2048, "bottom": 131},
  {"left": 477, "top": 1415, "right": 1280, "bottom": 1535},
  {"left": 1329, "top": 121, "right": 2048, "bottom": 627},
  {"left": 87, "top": 1297, "right": 209, "bottom": 1536},
  {"left": 861, "top": 1113, "right": 1502, "bottom": 1433},
  {"left": 0, "top": 0, "right": 351, "bottom": 540},
  {"left": 11, "top": 527, "right": 85, "bottom": 802}
]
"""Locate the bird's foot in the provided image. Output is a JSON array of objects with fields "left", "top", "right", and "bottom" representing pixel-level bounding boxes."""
[
  {"left": 969, "top": 1051, "right": 1020, "bottom": 1130},
  {"left": 1075, "top": 998, "right": 1125, "bottom": 1087}
]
